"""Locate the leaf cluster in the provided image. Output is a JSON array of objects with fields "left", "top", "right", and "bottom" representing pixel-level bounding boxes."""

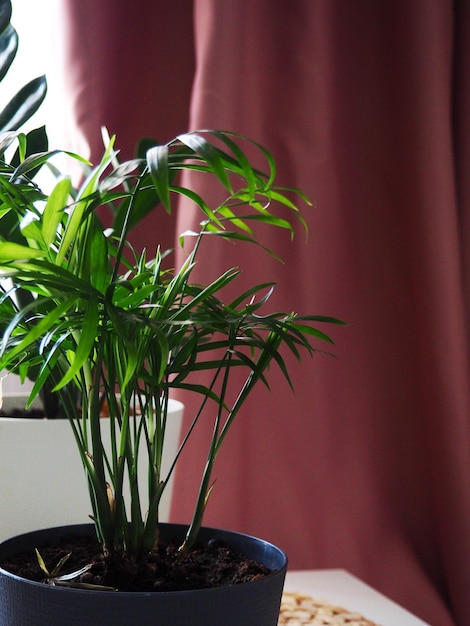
[{"left": 0, "top": 129, "right": 343, "bottom": 557}]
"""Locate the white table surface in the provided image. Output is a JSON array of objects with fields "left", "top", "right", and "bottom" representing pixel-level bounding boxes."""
[{"left": 284, "top": 570, "right": 430, "bottom": 625}]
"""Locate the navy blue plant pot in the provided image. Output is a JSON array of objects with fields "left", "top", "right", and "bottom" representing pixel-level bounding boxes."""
[{"left": 0, "top": 523, "right": 287, "bottom": 626}]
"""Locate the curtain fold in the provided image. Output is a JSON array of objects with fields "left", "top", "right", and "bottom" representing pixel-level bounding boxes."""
[
  {"left": 57, "top": 0, "right": 195, "bottom": 253},
  {"left": 59, "top": 2, "right": 470, "bottom": 624}
]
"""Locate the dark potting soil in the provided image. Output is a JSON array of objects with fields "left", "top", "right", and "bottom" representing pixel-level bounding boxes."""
[{"left": 0, "top": 532, "right": 271, "bottom": 592}]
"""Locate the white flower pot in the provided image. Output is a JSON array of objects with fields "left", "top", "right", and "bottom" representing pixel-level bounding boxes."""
[{"left": 0, "top": 394, "right": 184, "bottom": 541}]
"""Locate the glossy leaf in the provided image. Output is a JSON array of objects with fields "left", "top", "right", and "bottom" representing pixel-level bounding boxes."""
[
  {"left": 11, "top": 147, "right": 60, "bottom": 179},
  {"left": 0, "top": 75, "right": 47, "bottom": 132},
  {"left": 0, "top": 129, "right": 16, "bottom": 154},
  {"left": 177, "top": 132, "right": 232, "bottom": 191},
  {"left": 0, "top": 23, "right": 17, "bottom": 82},
  {"left": 0, "top": 0, "right": 11, "bottom": 34},
  {"left": 9, "top": 125, "right": 48, "bottom": 172}
]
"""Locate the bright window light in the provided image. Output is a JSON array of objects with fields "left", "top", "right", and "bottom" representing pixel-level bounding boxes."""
[{"left": 2, "top": 1, "right": 67, "bottom": 148}]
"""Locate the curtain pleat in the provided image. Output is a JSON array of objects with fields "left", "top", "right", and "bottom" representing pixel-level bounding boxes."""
[{"left": 58, "top": 0, "right": 195, "bottom": 254}]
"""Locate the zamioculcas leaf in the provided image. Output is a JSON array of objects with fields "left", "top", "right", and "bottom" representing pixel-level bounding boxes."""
[
  {"left": 9, "top": 126, "right": 49, "bottom": 177},
  {"left": 0, "top": 75, "right": 47, "bottom": 132},
  {"left": 0, "top": 129, "right": 16, "bottom": 154},
  {"left": 0, "top": 23, "right": 17, "bottom": 82},
  {"left": 0, "top": 0, "right": 11, "bottom": 36}
]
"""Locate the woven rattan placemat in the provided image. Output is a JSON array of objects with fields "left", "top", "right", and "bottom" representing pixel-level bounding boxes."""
[{"left": 278, "top": 591, "right": 381, "bottom": 625}]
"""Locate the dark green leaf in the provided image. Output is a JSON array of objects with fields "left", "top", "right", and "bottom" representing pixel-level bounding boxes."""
[
  {"left": 177, "top": 132, "right": 232, "bottom": 191},
  {"left": 146, "top": 145, "right": 170, "bottom": 212},
  {"left": 0, "top": 23, "right": 16, "bottom": 81},
  {"left": 0, "top": 75, "right": 47, "bottom": 132},
  {"left": 0, "top": 0, "right": 11, "bottom": 36},
  {"left": 9, "top": 125, "right": 48, "bottom": 170},
  {"left": 0, "top": 129, "right": 16, "bottom": 153}
]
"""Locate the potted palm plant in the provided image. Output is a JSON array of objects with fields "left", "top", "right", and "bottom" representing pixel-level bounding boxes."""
[{"left": 0, "top": 126, "right": 341, "bottom": 625}]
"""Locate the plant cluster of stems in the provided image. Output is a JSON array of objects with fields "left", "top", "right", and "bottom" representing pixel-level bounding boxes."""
[{"left": 0, "top": 130, "right": 341, "bottom": 558}]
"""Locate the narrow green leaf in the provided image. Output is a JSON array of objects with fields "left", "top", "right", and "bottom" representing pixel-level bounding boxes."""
[
  {"left": 172, "top": 268, "right": 240, "bottom": 321},
  {"left": 105, "top": 303, "right": 139, "bottom": 390},
  {"left": 228, "top": 282, "right": 275, "bottom": 309},
  {"left": 90, "top": 228, "right": 110, "bottom": 293},
  {"left": 0, "top": 241, "right": 45, "bottom": 261},
  {"left": 10, "top": 149, "right": 60, "bottom": 180},
  {"left": 7, "top": 127, "right": 49, "bottom": 182},
  {"left": 235, "top": 212, "right": 293, "bottom": 230},
  {"left": 291, "top": 322, "right": 334, "bottom": 343},
  {"left": 50, "top": 552, "right": 72, "bottom": 577},
  {"left": 28, "top": 350, "right": 64, "bottom": 408},
  {"left": 177, "top": 133, "right": 232, "bottom": 191},
  {"left": 210, "top": 130, "right": 258, "bottom": 195},
  {"left": 16, "top": 132, "right": 26, "bottom": 161},
  {"left": 34, "top": 549, "right": 50, "bottom": 577},
  {"left": 55, "top": 297, "right": 100, "bottom": 389},
  {"left": 296, "top": 314, "right": 346, "bottom": 325},
  {"left": 57, "top": 137, "right": 115, "bottom": 266},
  {"left": 1, "top": 297, "right": 77, "bottom": 363},
  {"left": 146, "top": 144, "right": 170, "bottom": 212},
  {"left": 171, "top": 185, "right": 223, "bottom": 227},
  {"left": 20, "top": 217, "right": 43, "bottom": 244},
  {"left": 42, "top": 177, "right": 71, "bottom": 246}
]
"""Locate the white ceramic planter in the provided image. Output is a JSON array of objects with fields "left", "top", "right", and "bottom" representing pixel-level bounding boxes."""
[
  {"left": 0, "top": 372, "right": 33, "bottom": 395},
  {"left": 0, "top": 394, "right": 184, "bottom": 541}
]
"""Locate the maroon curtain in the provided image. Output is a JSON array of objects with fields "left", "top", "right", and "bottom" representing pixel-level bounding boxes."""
[
  {"left": 56, "top": 0, "right": 195, "bottom": 254},
  {"left": 60, "top": 2, "right": 470, "bottom": 624}
]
